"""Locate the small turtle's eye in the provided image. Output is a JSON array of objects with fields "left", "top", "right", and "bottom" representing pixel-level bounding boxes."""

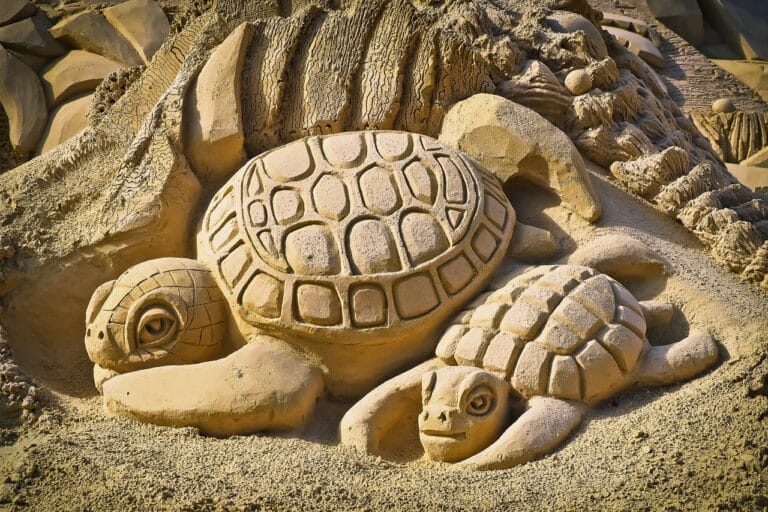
[
  {"left": 137, "top": 306, "right": 178, "bottom": 348},
  {"left": 465, "top": 386, "right": 495, "bottom": 416}
]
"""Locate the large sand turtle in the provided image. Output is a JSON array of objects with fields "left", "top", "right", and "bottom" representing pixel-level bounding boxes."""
[
  {"left": 341, "top": 263, "right": 719, "bottom": 469},
  {"left": 84, "top": 130, "right": 520, "bottom": 435}
]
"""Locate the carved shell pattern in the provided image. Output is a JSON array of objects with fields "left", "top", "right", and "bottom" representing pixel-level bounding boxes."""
[
  {"left": 199, "top": 131, "right": 515, "bottom": 344},
  {"left": 435, "top": 265, "right": 649, "bottom": 403}
]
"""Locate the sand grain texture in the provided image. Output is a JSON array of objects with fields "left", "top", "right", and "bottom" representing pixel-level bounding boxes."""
[{"left": 0, "top": 1, "right": 767, "bottom": 510}]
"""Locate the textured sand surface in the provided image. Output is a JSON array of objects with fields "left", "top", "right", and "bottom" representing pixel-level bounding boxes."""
[
  {"left": 1, "top": 1, "right": 767, "bottom": 511},
  {"left": 1, "top": 168, "right": 767, "bottom": 511}
]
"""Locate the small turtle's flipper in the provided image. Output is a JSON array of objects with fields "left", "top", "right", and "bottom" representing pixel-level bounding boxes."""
[
  {"left": 458, "top": 397, "right": 584, "bottom": 471},
  {"left": 633, "top": 331, "right": 719, "bottom": 387},
  {"left": 102, "top": 336, "right": 324, "bottom": 436},
  {"left": 439, "top": 93, "right": 602, "bottom": 222},
  {"left": 508, "top": 222, "right": 558, "bottom": 263},
  {"left": 567, "top": 234, "right": 667, "bottom": 282},
  {"left": 340, "top": 359, "right": 444, "bottom": 456}
]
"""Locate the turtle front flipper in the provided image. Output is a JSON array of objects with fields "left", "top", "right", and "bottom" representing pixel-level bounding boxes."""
[
  {"left": 632, "top": 331, "right": 719, "bottom": 387},
  {"left": 458, "top": 396, "right": 585, "bottom": 471},
  {"left": 340, "top": 359, "right": 445, "bottom": 457},
  {"left": 103, "top": 337, "right": 324, "bottom": 436}
]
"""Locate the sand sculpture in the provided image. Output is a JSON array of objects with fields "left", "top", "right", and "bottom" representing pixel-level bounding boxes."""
[
  {"left": 85, "top": 131, "right": 523, "bottom": 434},
  {"left": 0, "top": 0, "right": 764, "bottom": 484},
  {"left": 341, "top": 259, "right": 718, "bottom": 469},
  {"left": 84, "top": 131, "right": 719, "bottom": 465}
]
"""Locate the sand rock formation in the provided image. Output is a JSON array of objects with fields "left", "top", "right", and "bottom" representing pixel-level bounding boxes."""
[
  {"left": 0, "top": 0, "right": 169, "bottom": 166},
  {"left": 0, "top": 0, "right": 35, "bottom": 28},
  {"left": 0, "top": 13, "right": 66, "bottom": 58},
  {"left": 644, "top": 0, "right": 703, "bottom": 45},
  {"left": 184, "top": 22, "right": 250, "bottom": 181},
  {"left": 603, "top": 26, "right": 665, "bottom": 68},
  {"left": 40, "top": 51, "right": 123, "bottom": 106},
  {"left": 698, "top": 0, "right": 768, "bottom": 61},
  {"left": 342, "top": 246, "right": 718, "bottom": 470},
  {"left": 102, "top": 0, "right": 169, "bottom": 65},
  {"left": 49, "top": 10, "right": 143, "bottom": 67},
  {"left": 0, "top": 46, "right": 46, "bottom": 155},
  {"left": 36, "top": 94, "right": 92, "bottom": 155},
  {"left": 439, "top": 94, "right": 601, "bottom": 221}
]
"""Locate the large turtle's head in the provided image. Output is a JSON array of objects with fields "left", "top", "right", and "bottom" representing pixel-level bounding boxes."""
[
  {"left": 85, "top": 258, "right": 228, "bottom": 383},
  {"left": 418, "top": 366, "right": 511, "bottom": 463}
]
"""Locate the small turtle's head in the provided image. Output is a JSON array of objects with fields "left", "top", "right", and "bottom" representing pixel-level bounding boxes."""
[
  {"left": 418, "top": 366, "right": 510, "bottom": 463},
  {"left": 85, "top": 258, "right": 228, "bottom": 383}
]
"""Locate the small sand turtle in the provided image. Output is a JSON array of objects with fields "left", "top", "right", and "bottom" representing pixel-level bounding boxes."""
[
  {"left": 341, "top": 263, "right": 719, "bottom": 470},
  {"left": 84, "top": 130, "right": 520, "bottom": 435}
]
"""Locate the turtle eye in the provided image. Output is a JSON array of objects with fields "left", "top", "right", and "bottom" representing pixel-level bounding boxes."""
[
  {"left": 465, "top": 386, "right": 495, "bottom": 416},
  {"left": 136, "top": 306, "right": 178, "bottom": 348}
]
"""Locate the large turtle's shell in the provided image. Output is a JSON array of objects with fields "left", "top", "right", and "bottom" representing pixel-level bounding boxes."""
[
  {"left": 435, "top": 265, "right": 650, "bottom": 404},
  {"left": 198, "top": 131, "right": 515, "bottom": 346}
]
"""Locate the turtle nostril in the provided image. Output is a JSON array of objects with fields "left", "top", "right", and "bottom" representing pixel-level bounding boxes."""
[
  {"left": 86, "top": 328, "right": 91, "bottom": 337},
  {"left": 98, "top": 331, "right": 104, "bottom": 340},
  {"left": 421, "top": 411, "right": 429, "bottom": 420},
  {"left": 438, "top": 411, "right": 447, "bottom": 422}
]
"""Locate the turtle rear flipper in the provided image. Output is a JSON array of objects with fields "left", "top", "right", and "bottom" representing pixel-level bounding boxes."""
[
  {"left": 103, "top": 337, "right": 324, "bottom": 436},
  {"left": 458, "top": 397, "right": 584, "bottom": 471},
  {"left": 632, "top": 331, "right": 719, "bottom": 387}
]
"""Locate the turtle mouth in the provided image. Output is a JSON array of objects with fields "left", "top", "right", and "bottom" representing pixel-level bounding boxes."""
[{"left": 419, "top": 430, "right": 467, "bottom": 440}]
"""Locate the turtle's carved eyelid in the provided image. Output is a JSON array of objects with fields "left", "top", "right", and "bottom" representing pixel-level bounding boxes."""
[
  {"left": 464, "top": 385, "right": 495, "bottom": 416},
  {"left": 136, "top": 306, "right": 178, "bottom": 348}
]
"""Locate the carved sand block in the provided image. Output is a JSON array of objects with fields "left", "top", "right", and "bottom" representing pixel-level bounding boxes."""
[
  {"left": 341, "top": 253, "right": 719, "bottom": 470},
  {"left": 84, "top": 131, "right": 516, "bottom": 435}
]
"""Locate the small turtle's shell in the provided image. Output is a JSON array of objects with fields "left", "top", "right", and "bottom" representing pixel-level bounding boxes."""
[
  {"left": 435, "top": 265, "right": 649, "bottom": 404},
  {"left": 198, "top": 131, "right": 514, "bottom": 346}
]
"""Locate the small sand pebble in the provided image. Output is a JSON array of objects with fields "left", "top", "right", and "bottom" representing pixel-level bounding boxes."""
[
  {"left": 712, "top": 98, "right": 736, "bottom": 113},
  {"left": 564, "top": 69, "right": 593, "bottom": 95}
]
